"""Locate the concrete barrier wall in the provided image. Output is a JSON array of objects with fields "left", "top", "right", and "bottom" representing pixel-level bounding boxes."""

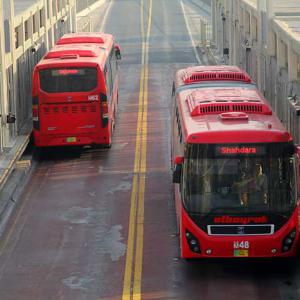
[
  {"left": 0, "top": 0, "right": 77, "bottom": 150},
  {"left": 212, "top": 0, "right": 300, "bottom": 143}
]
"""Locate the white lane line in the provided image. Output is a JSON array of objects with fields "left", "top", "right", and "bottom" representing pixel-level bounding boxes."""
[
  {"left": 100, "top": 0, "right": 114, "bottom": 32},
  {"left": 77, "top": 0, "right": 106, "bottom": 17},
  {"left": 180, "top": 1, "right": 201, "bottom": 64}
]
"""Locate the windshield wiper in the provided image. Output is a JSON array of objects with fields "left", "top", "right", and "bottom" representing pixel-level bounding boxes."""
[
  {"left": 270, "top": 211, "right": 290, "bottom": 219},
  {"left": 208, "top": 206, "right": 242, "bottom": 214}
]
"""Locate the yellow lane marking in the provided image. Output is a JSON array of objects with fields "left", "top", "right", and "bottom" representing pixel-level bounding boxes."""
[
  {"left": 122, "top": 0, "right": 152, "bottom": 299},
  {"left": 123, "top": 174, "right": 139, "bottom": 300},
  {"left": 133, "top": 175, "right": 145, "bottom": 299},
  {"left": 0, "top": 136, "right": 30, "bottom": 189}
]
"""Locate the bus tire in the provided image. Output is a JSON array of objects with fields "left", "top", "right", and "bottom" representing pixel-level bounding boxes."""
[{"left": 34, "top": 146, "right": 48, "bottom": 160}]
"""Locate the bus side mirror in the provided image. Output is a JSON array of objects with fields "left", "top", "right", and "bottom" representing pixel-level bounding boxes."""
[
  {"left": 115, "top": 44, "right": 121, "bottom": 60},
  {"left": 173, "top": 156, "right": 184, "bottom": 184},
  {"left": 171, "top": 82, "right": 175, "bottom": 97}
]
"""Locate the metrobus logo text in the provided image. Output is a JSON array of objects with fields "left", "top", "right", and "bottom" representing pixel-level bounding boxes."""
[
  {"left": 213, "top": 216, "right": 268, "bottom": 224},
  {"left": 219, "top": 146, "right": 257, "bottom": 154}
]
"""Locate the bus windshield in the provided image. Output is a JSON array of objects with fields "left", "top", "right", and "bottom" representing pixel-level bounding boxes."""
[
  {"left": 39, "top": 67, "right": 98, "bottom": 93},
  {"left": 183, "top": 143, "right": 296, "bottom": 216}
]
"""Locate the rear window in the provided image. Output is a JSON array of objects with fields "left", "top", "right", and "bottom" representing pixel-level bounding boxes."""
[{"left": 39, "top": 67, "right": 98, "bottom": 93}]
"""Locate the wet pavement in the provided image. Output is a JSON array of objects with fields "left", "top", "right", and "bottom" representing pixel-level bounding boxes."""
[{"left": 0, "top": 0, "right": 299, "bottom": 299}]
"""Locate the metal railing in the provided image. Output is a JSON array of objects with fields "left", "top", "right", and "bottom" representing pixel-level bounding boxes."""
[{"left": 199, "top": 16, "right": 212, "bottom": 48}]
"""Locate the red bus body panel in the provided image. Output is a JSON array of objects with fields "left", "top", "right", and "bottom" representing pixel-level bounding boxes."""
[{"left": 172, "top": 65, "right": 299, "bottom": 258}]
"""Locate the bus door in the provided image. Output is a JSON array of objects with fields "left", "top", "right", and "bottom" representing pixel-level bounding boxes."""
[{"left": 38, "top": 67, "right": 102, "bottom": 138}]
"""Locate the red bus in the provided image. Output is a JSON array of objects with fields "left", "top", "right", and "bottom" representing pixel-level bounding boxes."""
[
  {"left": 172, "top": 65, "right": 300, "bottom": 258},
  {"left": 32, "top": 33, "right": 121, "bottom": 148}
]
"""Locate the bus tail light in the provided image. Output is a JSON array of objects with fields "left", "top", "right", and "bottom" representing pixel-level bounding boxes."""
[
  {"left": 100, "top": 93, "right": 108, "bottom": 128},
  {"left": 32, "top": 96, "right": 40, "bottom": 130},
  {"left": 32, "top": 105, "right": 38, "bottom": 120},
  {"left": 282, "top": 228, "right": 296, "bottom": 252},
  {"left": 102, "top": 101, "right": 108, "bottom": 116},
  {"left": 185, "top": 230, "right": 201, "bottom": 254}
]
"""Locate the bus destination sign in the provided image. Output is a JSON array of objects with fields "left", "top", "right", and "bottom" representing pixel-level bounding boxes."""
[
  {"left": 215, "top": 145, "right": 266, "bottom": 156},
  {"left": 52, "top": 69, "right": 85, "bottom": 76}
]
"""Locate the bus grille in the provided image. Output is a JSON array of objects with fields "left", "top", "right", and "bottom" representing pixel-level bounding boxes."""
[
  {"left": 207, "top": 224, "right": 274, "bottom": 235},
  {"left": 43, "top": 105, "right": 96, "bottom": 115}
]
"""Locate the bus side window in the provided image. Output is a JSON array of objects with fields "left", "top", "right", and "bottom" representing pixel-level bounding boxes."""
[
  {"left": 181, "top": 147, "right": 189, "bottom": 199},
  {"left": 110, "top": 47, "right": 118, "bottom": 82},
  {"left": 105, "top": 63, "right": 113, "bottom": 98},
  {"left": 176, "top": 107, "right": 182, "bottom": 143}
]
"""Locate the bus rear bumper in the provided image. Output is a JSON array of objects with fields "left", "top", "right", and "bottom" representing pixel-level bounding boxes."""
[{"left": 33, "top": 132, "right": 110, "bottom": 147}]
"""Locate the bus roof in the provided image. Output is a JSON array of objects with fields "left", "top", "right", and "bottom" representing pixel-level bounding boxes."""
[
  {"left": 175, "top": 65, "right": 253, "bottom": 87},
  {"left": 177, "top": 85, "right": 292, "bottom": 144},
  {"left": 44, "top": 44, "right": 104, "bottom": 59},
  {"left": 36, "top": 33, "right": 114, "bottom": 70},
  {"left": 57, "top": 32, "right": 111, "bottom": 45}
]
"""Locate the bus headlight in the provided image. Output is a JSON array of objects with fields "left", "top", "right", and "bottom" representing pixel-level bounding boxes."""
[
  {"left": 282, "top": 228, "right": 296, "bottom": 253},
  {"left": 185, "top": 230, "right": 201, "bottom": 254}
]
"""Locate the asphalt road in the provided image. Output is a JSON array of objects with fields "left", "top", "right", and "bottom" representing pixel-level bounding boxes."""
[{"left": 0, "top": 1, "right": 299, "bottom": 299}]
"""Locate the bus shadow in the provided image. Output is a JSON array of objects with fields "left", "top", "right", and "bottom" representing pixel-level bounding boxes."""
[
  {"left": 182, "top": 257, "right": 300, "bottom": 280},
  {"left": 33, "top": 145, "right": 110, "bottom": 161},
  {"left": 175, "top": 257, "right": 300, "bottom": 300}
]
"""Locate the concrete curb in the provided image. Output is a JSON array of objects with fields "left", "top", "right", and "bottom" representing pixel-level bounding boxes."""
[
  {"left": 0, "top": 154, "right": 34, "bottom": 237},
  {"left": 0, "top": 134, "right": 31, "bottom": 191},
  {"left": 0, "top": 132, "right": 33, "bottom": 236}
]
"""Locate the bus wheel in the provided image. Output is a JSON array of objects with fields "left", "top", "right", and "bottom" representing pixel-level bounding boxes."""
[{"left": 34, "top": 146, "right": 48, "bottom": 160}]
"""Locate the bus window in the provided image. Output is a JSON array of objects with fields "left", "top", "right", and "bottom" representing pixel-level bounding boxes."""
[
  {"left": 105, "top": 63, "right": 112, "bottom": 98},
  {"left": 39, "top": 67, "right": 98, "bottom": 93},
  {"left": 110, "top": 49, "right": 117, "bottom": 85}
]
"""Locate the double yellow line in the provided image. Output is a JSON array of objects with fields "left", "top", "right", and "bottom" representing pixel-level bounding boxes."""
[{"left": 122, "top": 0, "right": 152, "bottom": 299}]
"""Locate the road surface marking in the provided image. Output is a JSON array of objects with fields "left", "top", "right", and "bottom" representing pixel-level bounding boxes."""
[
  {"left": 122, "top": 0, "right": 152, "bottom": 299},
  {"left": 100, "top": 0, "right": 114, "bottom": 32},
  {"left": 180, "top": 1, "right": 201, "bottom": 63}
]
